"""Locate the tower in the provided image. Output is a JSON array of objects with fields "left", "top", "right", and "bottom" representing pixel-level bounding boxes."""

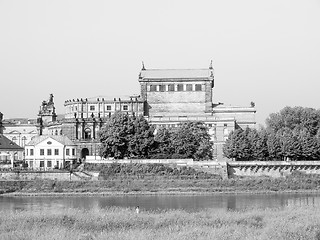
[{"left": 38, "top": 94, "right": 57, "bottom": 126}]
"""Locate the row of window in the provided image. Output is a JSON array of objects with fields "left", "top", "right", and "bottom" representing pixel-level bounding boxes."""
[
  {"left": 26, "top": 148, "right": 75, "bottom": 156},
  {"left": 27, "top": 160, "right": 72, "bottom": 168},
  {"left": 73, "top": 105, "right": 130, "bottom": 112},
  {"left": 149, "top": 84, "right": 203, "bottom": 92}
]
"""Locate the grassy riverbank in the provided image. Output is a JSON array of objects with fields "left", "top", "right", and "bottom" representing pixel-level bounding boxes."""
[
  {"left": 1, "top": 206, "right": 320, "bottom": 240},
  {"left": 1, "top": 171, "right": 320, "bottom": 195}
]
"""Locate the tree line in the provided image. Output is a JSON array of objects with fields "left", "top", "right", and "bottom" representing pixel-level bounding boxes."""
[
  {"left": 98, "top": 112, "right": 213, "bottom": 160},
  {"left": 223, "top": 106, "right": 320, "bottom": 161}
]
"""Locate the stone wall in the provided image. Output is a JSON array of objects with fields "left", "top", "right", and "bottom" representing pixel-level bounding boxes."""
[
  {"left": 0, "top": 171, "right": 98, "bottom": 181},
  {"left": 228, "top": 161, "right": 320, "bottom": 178}
]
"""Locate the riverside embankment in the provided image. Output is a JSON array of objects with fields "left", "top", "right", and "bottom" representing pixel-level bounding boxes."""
[{"left": 2, "top": 172, "right": 320, "bottom": 196}]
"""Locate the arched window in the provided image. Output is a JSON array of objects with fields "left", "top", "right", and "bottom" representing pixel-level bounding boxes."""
[
  {"left": 22, "top": 136, "right": 27, "bottom": 147},
  {"left": 84, "top": 128, "right": 91, "bottom": 139}
]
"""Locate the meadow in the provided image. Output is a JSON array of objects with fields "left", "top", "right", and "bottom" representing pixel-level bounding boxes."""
[{"left": 1, "top": 206, "right": 320, "bottom": 240}]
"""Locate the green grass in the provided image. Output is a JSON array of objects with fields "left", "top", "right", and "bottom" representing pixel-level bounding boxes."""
[
  {"left": 1, "top": 206, "right": 320, "bottom": 239},
  {"left": 2, "top": 173, "right": 320, "bottom": 195},
  {"left": 2, "top": 171, "right": 320, "bottom": 195}
]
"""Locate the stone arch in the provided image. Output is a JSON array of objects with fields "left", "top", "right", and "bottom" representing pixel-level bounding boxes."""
[
  {"left": 81, "top": 148, "right": 89, "bottom": 160},
  {"left": 84, "top": 128, "right": 91, "bottom": 139}
]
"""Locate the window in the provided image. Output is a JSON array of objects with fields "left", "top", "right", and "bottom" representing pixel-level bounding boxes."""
[
  {"left": 72, "top": 149, "right": 75, "bottom": 156},
  {"left": 195, "top": 84, "right": 202, "bottom": 91},
  {"left": 29, "top": 161, "right": 33, "bottom": 168},
  {"left": 12, "top": 137, "right": 17, "bottom": 143},
  {"left": 159, "top": 85, "right": 166, "bottom": 92},
  {"left": 223, "top": 124, "right": 229, "bottom": 136},
  {"left": 60, "top": 130, "right": 63, "bottom": 135},
  {"left": 40, "top": 161, "right": 44, "bottom": 168},
  {"left": 90, "top": 105, "right": 95, "bottom": 111},
  {"left": 150, "top": 85, "right": 157, "bottom": 91},
  {"left": 30, "top": 149, "right": 34, "bottom": 156},
  {"left": 22, "top": 136, "right": 27, "bottom": 147},
  {"left": 47, "top": 161, "right": 52, "bottom": 168},
  {"left": 168, "top": 84, "right": 175, "bottom": 91},
  {"left": 177, "top": 84, "right": 183, "bottom": 91},
  {"left": 47, "top": 149, "right": 52, "bottom": 156},
  {"left": 40, "top": 149, "right": 44, "bottom": 156},
  {"left": 66, "top": 149, "right": 70, "bottom": 156},
  {"left": 106, "top": 105, "right": 111, "bottom": 111},
  {"left": 55, "top": 130, "right": 58, "bottom": 135},
  {"left": 54, "top": 149, "right": 59, "bottom": 155},
  {"left": 84, "top": 128, "right": 91, "bottom": 139},
  {"left": 56, "top": 161, "right": 59, "bottom": 168},
  {"left": 186, "top": 84, "right": 193, "bottom": 91},
  {"left": 123, "top": 105, "right": 128, "bottom": 111}
]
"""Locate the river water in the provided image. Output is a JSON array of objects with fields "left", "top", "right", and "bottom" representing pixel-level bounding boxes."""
[{"left": 1, "top": 193, "right": 320, "bottom": 213}]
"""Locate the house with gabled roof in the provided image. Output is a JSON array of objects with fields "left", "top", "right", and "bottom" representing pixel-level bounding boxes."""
[
  {"left": 0, "top": 134, "right": 24, "bottom": 167},
  {"left": 25, "top": 135, "right": 77, "bottom": 170}
]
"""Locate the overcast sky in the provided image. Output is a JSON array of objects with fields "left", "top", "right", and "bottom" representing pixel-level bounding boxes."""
[{"left": 1, "top": 0, "right": 320, "bottom": 126}]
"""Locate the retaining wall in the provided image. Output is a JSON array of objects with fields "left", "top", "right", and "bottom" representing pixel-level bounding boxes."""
[
  {"left": 228, "top": 161, "right": 320, "bottom": 178},
  {"left": 0, "top": 171, "right": 99, "bottom": 181}
]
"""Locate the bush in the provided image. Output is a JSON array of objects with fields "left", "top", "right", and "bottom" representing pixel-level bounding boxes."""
[{"left": 84, "top": 163, "right": 219, "bottom": 180}]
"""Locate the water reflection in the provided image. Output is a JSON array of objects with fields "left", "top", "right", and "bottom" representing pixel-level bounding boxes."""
[{"left": 1, "top": 193, "right": 320, "bottom": 213}]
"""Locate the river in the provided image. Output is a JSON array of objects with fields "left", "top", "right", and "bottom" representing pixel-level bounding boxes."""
[{"left": 1, "top": 193, "right": 320, "bottom": 213}]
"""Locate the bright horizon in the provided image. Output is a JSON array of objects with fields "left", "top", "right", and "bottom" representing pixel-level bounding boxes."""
[{"left": 1, "top": 0, "right": 320, "bottom": 126}]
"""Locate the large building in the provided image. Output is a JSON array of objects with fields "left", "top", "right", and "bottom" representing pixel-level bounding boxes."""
[
  {"left": 47, "top": 62, "right": 256, "bottom": 161},
  {"left": 1, "top": 62, "right": 256, "bottom": 162}
]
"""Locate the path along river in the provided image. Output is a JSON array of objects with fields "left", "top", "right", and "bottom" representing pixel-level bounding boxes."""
[{"left": 1, "top": 193, "right": 320, "bottom": 213}]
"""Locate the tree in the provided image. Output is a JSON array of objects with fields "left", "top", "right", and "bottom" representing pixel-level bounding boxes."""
[
  {"left": 297, "top": 129, "right": 319, "bottom": 160},
  {"left": 171, "top": 122, "right": 213, "bottom": 160},
  {"left": 127, "top": 115, "right": 156, "bottom": 158},
  {"left": 152, "top": 127, "right": 174, "bottom": 158},
  {"left": 266, "top": 106, "right": 320, "bottom": 136},
  {"left": 153, "top": 121, "right": 213, "bottom": 160},
  {"left": 266, "top": 131, "right": 282, "bottom": 160},
  {"left": 223, "top": 128, "right": 247, "bottom": 160},
  {"left": 98, "top": 112, "right": 155, "bottom": 159}
]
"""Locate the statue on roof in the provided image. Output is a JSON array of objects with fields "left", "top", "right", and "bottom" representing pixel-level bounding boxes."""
[
  {"left": 209, "top": 60, "right": 213, "bottom": 70},
  {"left": 142, "top": 61, "right": 146, "bottom": 71},
  {"left": 49, "top": 94, "right": 54, "bottom": 104},
  {"left": 0, "top": 112, "right": 3, "bottom": 121}
]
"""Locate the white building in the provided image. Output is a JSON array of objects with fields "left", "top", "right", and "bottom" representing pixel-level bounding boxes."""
[{"left": 25, "top": 135, "right": 77, "bottom": 170}]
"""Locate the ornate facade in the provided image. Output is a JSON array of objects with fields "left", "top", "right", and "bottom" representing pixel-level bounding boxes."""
[
  {"left": 45, "top": 62, "right": 256, "bottom": 161},
  {"left": 1, "top": 62, "right": 256, "bottom": 162}
]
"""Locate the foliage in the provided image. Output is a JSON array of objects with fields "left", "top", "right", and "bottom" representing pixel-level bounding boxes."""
[
  {"left": 98, "top": 113, "right": 213, "bottom": 160},
  {"left": 98, "top": 112, "right": 156, "bottom": 159},
  {"left": 153, "top": 122, "right": 213, "bottom": 161},
  {"left": 84, "top": 163, "right": 217, "bottom": 180},
  {"left": 224, "top": 106, "right": 320, "bottom": 161}
]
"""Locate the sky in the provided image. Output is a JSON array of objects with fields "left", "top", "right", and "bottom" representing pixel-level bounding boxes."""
[{"left": 0, "top": 0, "right": 320, "bottom": 126}]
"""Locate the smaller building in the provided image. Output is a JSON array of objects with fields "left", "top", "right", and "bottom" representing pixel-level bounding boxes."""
[
  {"left": 0, "top": 134, "right": 24, "bottom": 167},
  {"left": 25, "top": 135, "right": 77, "bottom": 170}
]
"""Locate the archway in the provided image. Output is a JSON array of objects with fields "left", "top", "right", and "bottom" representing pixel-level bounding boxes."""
[
  {"left": 81, "top": 148, "right": 89, "bottom": 160},
  {"left": 84, "top": 128, "right": 91, "bottom": 139}
]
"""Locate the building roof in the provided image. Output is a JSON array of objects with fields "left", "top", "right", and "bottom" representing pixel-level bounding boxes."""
[
  {"left": 0, "top": 134, "right": 24, "bottom": 151},
  {"left": 139, "top": 69, "right": 214, "bottom": 81},
  {"left": 64, "top": 95, "right": 143, "bottom": 105},
  {"left": 26, "top": 135, "right": 76, "bottom": 146}
]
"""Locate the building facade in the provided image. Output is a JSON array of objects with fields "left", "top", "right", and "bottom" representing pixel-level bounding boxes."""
[
  {"left": 137, "top": 63, "right": 255, "bottom": 159},
  {"left": 46, "top": 63, "right": 255, "bottom": 161},
  {"left": 25, "top": 135, "right": 77, "bottom": 170},
  {"left": 1, "top": 62, "right": 256, "bottom": 162}
]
